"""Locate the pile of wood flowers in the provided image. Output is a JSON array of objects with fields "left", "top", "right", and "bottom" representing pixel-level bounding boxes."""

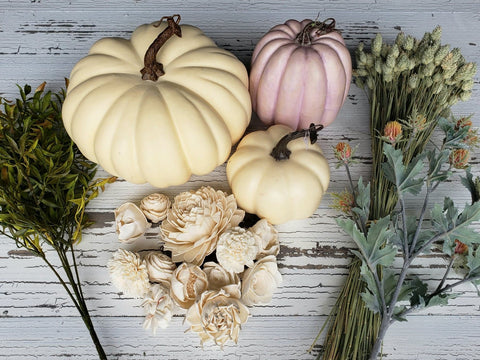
[{"left": 108, "top": 186, "right": 282, "bottom": 346}]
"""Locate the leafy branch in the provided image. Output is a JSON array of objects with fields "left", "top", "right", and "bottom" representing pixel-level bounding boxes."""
[
  {"left": 0, "top": 84, "right": 115, "bottom": 359},
  {"left": 334, "top": 116, "right": 480, "bottom": 360}
]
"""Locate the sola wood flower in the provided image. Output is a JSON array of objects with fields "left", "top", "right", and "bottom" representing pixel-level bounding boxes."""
[
  {"left": 142, "top": 283, "right": 175, "bottom": 335},
  {"left": 203, "top": 262, "right": 240, "bottom": 291},
  {"left": 185, "top": 286, "right": 249, "bottom": 347},
  {"left": 241, "top": 255, "right": 282, "bottom": 306},
  {"left": 170, "top": 263, "right": 208, "bottom": 309},
  {"left": 140, "top": 193, "right": 171, "bottom": 223},
  {"left": 216, "top": 227, "right": 258, "bottom": 273},
  {"left": 115, "top": 202, "right": 150, "bottom": 243},
  {"left": 108, "top": 249, "right": 150, "bottom": 298},
  {"left": 142, "top": 251, "right": 176, "bottom": 286},
  {"left": 250, "top": 219, "right": 279, "bottom": 260},
  {"left": 161, "top": 186, "right": 245, "bottom": 265}
]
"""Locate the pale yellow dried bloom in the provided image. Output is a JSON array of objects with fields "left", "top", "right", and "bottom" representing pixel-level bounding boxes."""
[
  {"left": 161, "top": 186, "right": 245, "bottom": 265},
  {"left": 185, "top": 287, "right": 249, "bottom": 347}
]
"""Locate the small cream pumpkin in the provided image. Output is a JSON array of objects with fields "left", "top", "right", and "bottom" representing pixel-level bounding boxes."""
[
  {"left": 62, "top": 15, "right": 251, "bottom": 188},
  {"left": 226, "top": 124, "right": 330, "bottom": 224}
]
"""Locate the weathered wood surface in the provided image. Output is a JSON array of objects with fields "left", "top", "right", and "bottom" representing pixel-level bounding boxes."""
[{"left": 1, "top": 0, "right": 480, "bottom": 359}]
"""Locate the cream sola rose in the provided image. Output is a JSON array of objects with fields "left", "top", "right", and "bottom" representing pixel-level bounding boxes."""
[
  {"left": 108, "top": 249, "right": 150, "bottom": 298},
  {"left": 241, "top": 255, "right": 282, "bottom": 306},
  {"left": 161, "top": 186, "right": 245, "bottom": 265},
  {"left": 203, "top": 262, "right": 240, "bottom": 291},
  {"left": 115, "top": 202, "right": 150, "bottom": 243},
  {"left": 140, "top": 193, "right": 171, "bottom": 223},
  {"left": 142, "top": 251, "right": 176, "bottom": 286},
  {"left": 170, "top": 263, "right": 208, "bottom": 309},
  {"left": 185, "top": 286, "right": 249, "bottom": 347},
  {"left": 142, "top": 283, "right": 175, "bottom": 334},
  {"left": 249, "top": 219, "right": 279, "bottom": 259},
  {"left": 216, "top": 227, "right": 258, "bottom": 273}
]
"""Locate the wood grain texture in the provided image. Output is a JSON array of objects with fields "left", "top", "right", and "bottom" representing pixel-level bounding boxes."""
[{"left": 0, "top": 0, "right": 480, "bottom": 359}]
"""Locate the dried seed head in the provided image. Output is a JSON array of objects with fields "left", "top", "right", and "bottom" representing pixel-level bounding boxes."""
[
  {"left": 431, "top": 25, "right": 442, "bottom": 42},
  {"left": 449, "top": 149, "right": 470, "bottom": 169},
  {"left": 372, "top": 33, "right": 382, "bottom": 56},
  {"left": 434, "top": 44, "right": 450, "bottom": 66},
  {"left": 403, "top": 35, "right": 415, "bottom": 51}
]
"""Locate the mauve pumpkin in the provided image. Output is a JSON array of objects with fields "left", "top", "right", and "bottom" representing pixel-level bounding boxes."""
[{"left": 249, "top": 18, "right": 352, "bottom": 130}]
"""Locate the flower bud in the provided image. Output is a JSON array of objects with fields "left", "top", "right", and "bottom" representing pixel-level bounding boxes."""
[
  {"left": 434, "top": 44, "right": 450, "bottom": 66},
  {"left": 403, "top": 35, "right": 415, "bottom": 51},
  {"left": 455, "top": 117, "right": 472, "bottom": 130},
  {"left": 395, "top": 32, "right": 405, "bottom": 47},
  {"left": 408, "top": 74, "right": 418, "bottom": 89},
  {"left": 334, "top": 142, "right": 352, "bottom": 162},
  {"left": 461, "top": 79, "right": 474, "bottom": 91},
  {"left": 140, "top": 193, "right": 171, "bottom": 223},
  {"left": 372, "top": 33, "right": 382, "bottom": 56},
  {"left": 412, "top": 114, "right": 427, "bottom": 132},
  {"left": 449, "top": 149, "right": 470, "bottom": 169},
  {"left": 375, "top": 59, "right": 383, "bottom": 74},
  {"left": 366, "top": 77, "right": 375, "bottom": 90},
  {"left": 454, "top": 239, "right": 468, "bottom": 255},
  {"left": 332, "top": 190, "right": 355, "bottom": 214},
  {"left": 114, "top": 202, "right": 150, "bottom": 244},
  {"left": 384, "top": 121, "right": 402, "bottom": 143},
  {"left": 431, "top": 25, "right": 442, "bottom": 42},
  {"left": 460, "top": 91, "right": 472, "bottom": 102}
]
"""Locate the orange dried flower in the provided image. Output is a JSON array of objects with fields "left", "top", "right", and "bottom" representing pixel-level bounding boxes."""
[
  {"left": 454, "top": 239, "right": 468, "bottom": 255},
  {"left": 332, "top": 190, "right": 355, "bottom": 214},
  {"left": 455, "top": 117, "right": 472, "bottom": 130},
  {"left": 384, "top": 121, "right": 402, "bottom": 143},
  {"left": 449, "top": 149, "right": 470, "bottom": 169},
  {"left": 334, "top": 142, "right": 352, "bottom": 162},
  {"left": 463, "top": 130, "right": 479, "bottom": 148}
]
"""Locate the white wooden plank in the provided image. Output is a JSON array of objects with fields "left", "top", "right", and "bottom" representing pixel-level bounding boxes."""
[{"left": 1, "top": 316, "right": 480, "bottom": 360}]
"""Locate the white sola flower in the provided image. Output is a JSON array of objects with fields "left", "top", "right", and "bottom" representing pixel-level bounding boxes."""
[
  {"left": 140, "top": 193, "right": 171, "bottom": 223},
  {"left": 114, "top": 202, "right": 150, "bottom": 244},
  {"left": 142, "top": 283, "right": 175, "bottom": 334},
  {"left": 241, "top": 255, "right": 282, "bottom": 306},
  {"left": 108, "top": 249, "right": 150, "bottom": 298},
  {"left": 216, "top": 227, "right": 258, "bottom": 273}
]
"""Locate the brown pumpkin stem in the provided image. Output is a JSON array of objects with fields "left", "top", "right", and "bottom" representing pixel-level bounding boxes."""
[
  {"left": 295, "top": 18, "right": 336, "bottom": 45},
  {"left": 270, "top": 123, "right": 324, "bottom": 161},
  {"left": 140, "top": 14, "right": 182, "bottom": 81}
]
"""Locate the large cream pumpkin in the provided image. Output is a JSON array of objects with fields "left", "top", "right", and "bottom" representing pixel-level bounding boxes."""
[
  {"left": 62, "top": 15, "right": 251, "bottom": 187},
  {"left": 226, "top": 124, "right": 330, "bottom": 224}
]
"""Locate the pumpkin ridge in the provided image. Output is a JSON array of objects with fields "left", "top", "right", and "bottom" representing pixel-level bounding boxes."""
[
  {"left": 151, "top": 85, "right": 192, "bottom": 177},
  {"left": 312, "top": 39, "right": 351, "bottom": 101},
  {"left": 233, "top": 157, "right": 273, "bottom": 214},
  {"left": 171, "top": 86, "right": 223, "bottom": 165},
  {"left": 89, "top": 37, "right": 143, "bottom": 67},
  {"left": 92, "top": 83, "right": 147, "bottom": 173},
  {"left": 257, "top": 43, "right": 297, "bottom": 123},
  {"left": 68, "top": 73, "right": 143, "bottom": 95},
  {"left": 67, "top": 78, "right": 142, "bottom": 160},
  {"left": 197, "top": 74, "right": 249, "bottom": 127},
  {"left": 273, "top": 46, "right": 307, "bottom": 128},
  {"left": 164, "top": 47, "right": 235, "bottom": 73},
  {"left": 310, "top": 43, "right": 347, "bottom": 125},
  {"left": 289, "top": 151, "right": 328, "bottom": 193},
  {"left": 158, "top": 80, "right": 229, "bottom": 160}
]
